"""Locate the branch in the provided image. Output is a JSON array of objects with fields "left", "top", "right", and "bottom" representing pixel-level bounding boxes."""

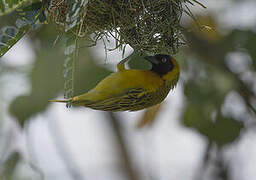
[{"left": 194, "top": 142, "right": 212, "bottom": 180}]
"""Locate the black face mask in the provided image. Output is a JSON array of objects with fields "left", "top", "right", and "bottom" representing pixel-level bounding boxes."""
[{"left": 145, "top": 54, "right": 174, "bottom": 75}]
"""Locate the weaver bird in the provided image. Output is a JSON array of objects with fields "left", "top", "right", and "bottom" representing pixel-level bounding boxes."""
[{"left": 50, "top": 54, "right": 179, "bottom": 111}]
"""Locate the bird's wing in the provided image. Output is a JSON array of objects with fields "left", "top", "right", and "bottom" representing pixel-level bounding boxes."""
[{"left": 82, "top": 88, "right": 152, "bottom": 111}]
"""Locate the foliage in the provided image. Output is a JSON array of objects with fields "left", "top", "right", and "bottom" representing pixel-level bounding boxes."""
[
  {"left": 9, "top": 45, "right": 64, "bottom": 126},
  {"left": 0, "top": 0, "right": 203, "bottom": 103},
  {"left": 63, "top": 32, "right": 77, "bottom": 103},
  {"left": 0, "top": 0, "right": 31, "bottom": 16},
  {"left": 183, "top": 67, "right": 243, "bottom": 146},
  {"left": 0, "top": 1, "right": 47, "bottom": 58},
  {"left": 0, "top": 1, "right": 256, "bottom": 180},
  {"left": 224, "top": 29, "right": 256, "bottom": 69}
]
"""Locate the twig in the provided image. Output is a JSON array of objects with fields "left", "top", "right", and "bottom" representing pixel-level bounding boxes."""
[
  {"left": 194, "top": 142, "right": 212, "bottom": 180},
  {"left": 190, "top": 0, "right": 207, "bottom": 8},
  {"left": 107, "top": 112, "right": 139, "bottom": 180}
]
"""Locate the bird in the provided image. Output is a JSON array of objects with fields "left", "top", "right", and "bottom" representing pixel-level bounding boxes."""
[{"left": 50, "top": 54, "right": 180, "bottom": 111}]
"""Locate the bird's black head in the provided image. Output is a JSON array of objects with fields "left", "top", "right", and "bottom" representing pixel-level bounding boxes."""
[{"left": 144, "top": 54, "right": 174, "bottom": 76}]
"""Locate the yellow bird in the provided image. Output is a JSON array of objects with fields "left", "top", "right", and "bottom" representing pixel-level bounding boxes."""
[{"left": 50, "top": 54, "right": 180, "bottom": 111}]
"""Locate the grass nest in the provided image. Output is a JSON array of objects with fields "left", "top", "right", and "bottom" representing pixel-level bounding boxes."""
[{"left": 48, "top": 0, "right": 202, "bottom": 55}]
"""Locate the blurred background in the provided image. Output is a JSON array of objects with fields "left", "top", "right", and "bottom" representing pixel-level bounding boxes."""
[{"left": 1, "top": 0, "right": 256, "bottom": 180}]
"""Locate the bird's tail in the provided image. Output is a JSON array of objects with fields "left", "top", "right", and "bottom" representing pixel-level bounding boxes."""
[{"left": 49, "top": 98, "right": 72, "bottom": 103}]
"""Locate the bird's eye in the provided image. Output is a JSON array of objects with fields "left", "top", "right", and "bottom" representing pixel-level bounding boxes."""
[{"left": 162, "top": 58, "right": 167, "bottom": 63}]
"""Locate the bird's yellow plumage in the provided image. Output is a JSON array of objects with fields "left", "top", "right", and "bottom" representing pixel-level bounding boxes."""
[
  {"left": 50, "top": 54, "right": 180, "bottom": 111},
  {"left": 75, "top": 69, "right": 163, "bottom": 102}
]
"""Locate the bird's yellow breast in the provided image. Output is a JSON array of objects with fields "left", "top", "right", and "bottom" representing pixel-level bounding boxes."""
[{"left": 75, "top": 69, "right": 164, "bottom": 102}]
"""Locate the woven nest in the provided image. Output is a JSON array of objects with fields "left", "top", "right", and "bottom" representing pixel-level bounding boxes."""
[{"left": 48, "top": 0, "right": 190, "bottom": 55}]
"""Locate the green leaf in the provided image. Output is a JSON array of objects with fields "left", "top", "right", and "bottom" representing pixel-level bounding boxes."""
[
  {"left": 212, "top": 115, "right": 243, "bottom": 146},
  {"left": 65, "top": 0, "right": 88, "bottom": 32},
  {"left": 0, "top": 20, "right": 30, "bottom": 57},
  {"left": 8, "top": 23, "right": 112, "bottom": 126},
  {"left": 6, "top": 0, "right": 13, "bottom": 8},
  {"left": 9, "top": 50, "right": 63, "bottom": 126},
  {"left": 182, "top": 62, "right": 241, "bottom": 146},
  {"left": 9, "top": 46, "right": 65, "bottom": 126},
  {"left": 9, "top": 46, "right": 112, "bottom": 126},
  {"left": 63, "top": 32, "right": 77, "bottom": 107},
  {"left": 74, "top": 49, "right": 112, "bottom": 96},
  {"left": 0, "top": 0, "right": 5, "bottom": 13},
  {"left": 17, "top": 2, "right": 47, "bottom": 28},
  {"left": 183, "top": 105, "right": 243, "bottom": 146},
  {"left": 183, "top": 105, "right": 214, "bottom": 136},
  {"left": 63, "top": 33, "right": 113, "bottom": 108},
  {"left": 222, "top": 29, "right": 256, "bottom": 69},
  {"left": 0, "top": 1, "right": 48, "bottom": 58},
  {"left": 8, "top": 24, "right": 67, "bottom": 127},
  {"left": 128, "top": 52, "right": 151, "bottom": 70},
  {"left": 0, "top": 0, "right": 31, "bottom": 16}
]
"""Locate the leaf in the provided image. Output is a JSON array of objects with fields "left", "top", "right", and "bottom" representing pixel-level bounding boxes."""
[
  {"left": 17, "top": 1, "right": 47, "bottom": 28},
  {"left": 182, "top": 62, "right": 242, "bottom": 146},
  {"left": 6, "top": 0, "right": 13, "bottom": 8},
  {"left": 9, "top": 46, "right": 65, "bottom": 126},
  {"left": 0, "top": 0, "right": 31, "bottom": 16},
  {"left": 183, "top": 104, "right": 243, "bottom": 147},
  {"left": 8, "top": 23, "right": 112, "bottom": 126},
  {"left": 183, "top": 105, "right": 214, "bottom": 136},
  {"left": 0, "top": 1, "right": 48, "bottom": 58},
  {"left": 65, "top": 0, "right": 88, "bottom": 32},
  {"left": 222, "top": 29, "right": 256, "bottom": 69},
  {"left": 74, "top": 49, "right": 112, "bottom": 96},
  {"left": 63, "top": 32, "right": 77, "bottom": 107},
  {"left": 8, "top": 23, "right": 67, "bottom": 126},
  {"left": 0, "top": 20, "right": 30, "bottom": 57},
  {"left": 212, "top": 115, "right": 243, "bottom": 147},
  {"left": 128, "top": 52, "right": 151, "bottom": 70},
  {"left": 0, "top": 1, "right": 5, "bottom": 13}
]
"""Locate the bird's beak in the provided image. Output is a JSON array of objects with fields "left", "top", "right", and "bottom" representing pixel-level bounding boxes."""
[{"left": 144, "top": 56, "right": 159, "bottom": 64}]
